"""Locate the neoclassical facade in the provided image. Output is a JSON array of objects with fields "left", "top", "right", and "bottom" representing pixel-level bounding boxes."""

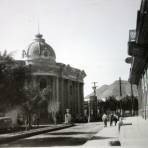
[{"left": 23, "top": 33, "right": 86, "bottom": 123}]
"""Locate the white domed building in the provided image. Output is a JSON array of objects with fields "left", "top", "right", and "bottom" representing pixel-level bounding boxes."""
[{"left": 22, "top": 34, "right": 86, "bottom": 123}]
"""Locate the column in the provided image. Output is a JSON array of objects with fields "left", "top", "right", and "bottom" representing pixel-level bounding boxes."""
[
  {"left": 74, "top": 82, "right": 78, "bottom": 116},
  {"left": 67, "top": 80, "right": 71, "bottom": 111},
  {"left": 77, "top": 83, "right": 80, "bottom": 114},
  {"left": 80, "top": 83, "right": 84, "bottom": 117},
  {"left": 59, "top": 78, "right": 64, "bottom": 121},
  {"left": 73, "top": 82, "right": 77, "bottom": 119},
  {"left": 52, "top": 77, "right": 54, "bottom": 101},
  {"left": 71, "top": 81, "right": 75, "bottom": 119},
  {"left": 63, "top": 79, "right": 68, "bottom": 110},
  {"left": 56, "top": 76, "right": 60, "bottom": 109}
]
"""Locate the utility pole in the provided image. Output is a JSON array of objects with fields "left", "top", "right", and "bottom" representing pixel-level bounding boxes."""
[
  {"left": 92, "top": 82, "right": 97, "bottom": 96},
  {"left": 119, "top": 77, "right": 122, "bottom": 97},
  {"left": 88, "top": 82, "right": 97, "bottom": 122},
  {"left": 92, "top": 82, "right": 98, "bottom": 121},
  {"left": 119, "top": 77, "right": 122, "bottom": 116}
]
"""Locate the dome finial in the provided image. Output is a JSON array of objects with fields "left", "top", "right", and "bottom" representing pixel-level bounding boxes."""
[
  {"left": 35, "top": 18, "right": 42, "bottom": 39},
  {"left": 37, "top": 19, "right": 40, "bottom": 34}
]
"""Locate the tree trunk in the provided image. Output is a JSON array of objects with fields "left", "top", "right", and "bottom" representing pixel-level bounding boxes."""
[{"left": 52, "top": 112, "right": 57, "bottom": 125}]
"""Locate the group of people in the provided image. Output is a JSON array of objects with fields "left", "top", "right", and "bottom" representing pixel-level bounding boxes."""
[{"left": 102, "top": 113, "right": 119, "bottom": 127}]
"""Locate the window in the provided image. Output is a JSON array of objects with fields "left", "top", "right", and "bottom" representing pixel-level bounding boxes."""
[{"left": 40, "top": 78, "right": 47, "bottom": 89}]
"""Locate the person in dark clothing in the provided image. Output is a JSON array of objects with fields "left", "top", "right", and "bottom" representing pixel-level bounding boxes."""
[
  {"left": 110, "top": 114, "right": 114, "bottom": 126},
  {"left": 113, "top": 114, "right": 118, "bottom": 126}
]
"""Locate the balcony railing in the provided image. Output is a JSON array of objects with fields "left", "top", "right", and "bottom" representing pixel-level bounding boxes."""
[{"left": 129, "top": 30, "right": 136, "bottom": 42}]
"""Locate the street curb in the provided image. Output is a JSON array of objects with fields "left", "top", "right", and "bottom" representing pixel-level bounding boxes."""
[{"left": 0, "top": 123, "right": 74, "bottom": 144}]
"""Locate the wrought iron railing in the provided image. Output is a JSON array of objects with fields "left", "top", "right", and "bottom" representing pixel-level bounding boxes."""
[{"left": 129, "top": 30, "right": 136, "bottom": 42}]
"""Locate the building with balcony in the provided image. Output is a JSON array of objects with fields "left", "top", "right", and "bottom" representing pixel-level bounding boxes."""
[{"left": 126, "top": 0, "right": 148, "bottom": 119}]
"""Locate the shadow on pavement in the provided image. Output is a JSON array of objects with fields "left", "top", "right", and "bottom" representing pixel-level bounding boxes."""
[
  {"left": 5, "top": 137, "right": 88, "bottom": 147},
  {"left": 0, "top": 126, "right": 51, "bottom": 134},
  {"left": 48, "top": 131, "right": 96, "bottom": 135},
  {"left": 90, "top": 136, "right": 117, "bottom": 140}
]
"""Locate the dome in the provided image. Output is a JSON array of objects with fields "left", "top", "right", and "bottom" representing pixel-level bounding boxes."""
[{"left": 26, "top": 34, "right": 56, "bottom": 63}]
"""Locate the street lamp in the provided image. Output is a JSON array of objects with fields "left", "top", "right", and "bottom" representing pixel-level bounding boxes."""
[{"left": 119, "top": 77, "right": 122, "bottom": 116}]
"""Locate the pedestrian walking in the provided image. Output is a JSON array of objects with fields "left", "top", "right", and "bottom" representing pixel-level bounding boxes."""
[
  {"left": 110, "top": 113, "right": 114, "bottom": 126},
  {"left": 118, "top": 117, "right": 123, "bottom": 133},
  {"left": 102, "top": 113, "right": 107, "bottom": 127},
  {"left": 113, "top": 114, "right": 118, "bottom": 126}
]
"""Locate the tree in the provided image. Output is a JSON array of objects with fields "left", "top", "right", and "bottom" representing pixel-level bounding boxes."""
[
  {"left": 119, "top": 96, "right": 139, "bottom": 116},
  {"left": 22, "top": 87, "right": 43, "bottom": 129},
  {"left": 121, "top": 96, "right": 132, "bottom": 111},
  {"left": 22, "top": 85, "right": 54, "bottom": 128},
  {"left": 47, "top": 100, "right": 59, "bottom": 124},
  {"left": 106, "top": 96, "right": 118, "bottom": 112},
  {"left": 0, "top": 51, "right": 30, "bottom": 112},
  {"left": 41, "top": 86, "right": 60, "bottom": 124}
]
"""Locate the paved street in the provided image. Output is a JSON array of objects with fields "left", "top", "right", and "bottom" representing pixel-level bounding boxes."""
[{"left": 0, "top": 122, "right": 103, "bottom": 147}]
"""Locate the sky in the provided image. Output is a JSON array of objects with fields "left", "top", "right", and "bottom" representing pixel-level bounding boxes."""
[{"left": 0, "top": 0, "right": 141, "bottom": 96}]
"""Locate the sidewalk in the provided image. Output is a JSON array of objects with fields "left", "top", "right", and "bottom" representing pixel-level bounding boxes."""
[
  {"left": 0, "top": 123, "right": 74, "bottom": 144},
  {"left": 120, "top": 116, "right": 148, "bottom": 148},
  {"left": 83, "top": 116, "right": 148, "bottom": 148},
  {"left": 83, "top": 122, "right": 119, "bottom": 147}
]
